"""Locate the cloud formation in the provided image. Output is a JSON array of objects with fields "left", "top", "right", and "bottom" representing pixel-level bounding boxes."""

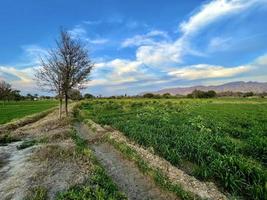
[
  {"left": 0, "top": 66, "right": 37, "bottom": 94},
  {"left": 1, "top": 0, "right": 267, "bottom": 96},
  {"left": 168, "top": 64, "right": 249, "bottom": 80},
  {"left": 135, "top": 0, "right": 267, "bottom": 67},
  {"left": 121, "top": 30, "right": 169, "bottom": 48},
  {"left": 69, "top": 25, "right": 109, "bottom": 45}
]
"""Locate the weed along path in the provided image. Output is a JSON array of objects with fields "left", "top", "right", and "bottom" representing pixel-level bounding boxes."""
[{"left": 75, "top": 122, "right": 179, "bottom": 200}]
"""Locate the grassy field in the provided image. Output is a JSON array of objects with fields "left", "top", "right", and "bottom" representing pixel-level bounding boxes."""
[
  {"left": 0, "top": 100, "right": 58, "bottom": 124},
  {"left": 80, "top": 98, "right": 267, "bottom": 199}
]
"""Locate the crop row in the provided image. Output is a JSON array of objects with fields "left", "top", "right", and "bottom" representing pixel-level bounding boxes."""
[{"left": 81, "top": 99, "right": 267, "bottom": 199}]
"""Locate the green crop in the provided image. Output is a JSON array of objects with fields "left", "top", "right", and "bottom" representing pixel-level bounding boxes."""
[
  {"left": 0, "top": 100, "right": 58, "bottom": 124},
  {"left": 80, "top": 98, "right": 267, "bottom": 199}
]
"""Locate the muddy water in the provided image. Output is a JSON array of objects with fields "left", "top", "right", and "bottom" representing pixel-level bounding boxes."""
[{"left": 75, "top": 122, "right": 178, "bottom": 200}]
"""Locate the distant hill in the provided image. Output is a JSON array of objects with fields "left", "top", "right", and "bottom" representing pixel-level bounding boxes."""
[{"left": 144, "top": 81, "right": 267, "bottom": 95}]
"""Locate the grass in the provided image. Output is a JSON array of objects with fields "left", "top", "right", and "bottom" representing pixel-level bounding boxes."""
[
  {"left": 106, "top": 134, "right": 199, "bottom": 200},
  {"left": 0, "top": 100, "right": 58, "bottom": 124},
  {"left": 55, "top": 129, "right": 127, "bottom": 199},
  {"left": 0, "top": 134, "right": 20, "bottom": 145},
  {"left": 17, "top": 139, "right": 37, "bottom": 150},
  {"left": 24, "top": 186, "right": 48, "bottom": 200},
  {"left": 80, "top": 98, "right": 267, "bottom": 200}
]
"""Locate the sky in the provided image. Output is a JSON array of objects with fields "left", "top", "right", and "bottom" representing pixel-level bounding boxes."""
[{"left": 0, "top": 0, "right": 267, "bottom": 96}]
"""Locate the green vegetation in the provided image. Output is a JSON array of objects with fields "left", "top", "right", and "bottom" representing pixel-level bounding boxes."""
[
  {"left": 0, "top": 100, "right": 57, "bottom": 124},
  {"left": 24, "top": 186, "right": 48, "bottom": 200},
  {"left": 187, "top": 90, "right": 217, "bottom": 98},
  {"left": 56, "top": 166, "right": 127, "bottom": 200},
  {"left": 56, "top": 130, "right": 127, "bottom": 199},
  {"left": 107, "top": 134, "right": 198, "bottom": 200},
  {"left": 17, "top": 139, "right": 37, "bottom": 150},
  {"left": 80, "top": 98, "right": 267, "bottom": 199},
  {"left": 0, "top": 134, "right": 20, "bottom": 145}
]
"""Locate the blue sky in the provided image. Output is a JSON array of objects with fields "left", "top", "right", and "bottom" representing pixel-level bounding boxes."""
[{"left": 0, "top": 0, "right": 267, "bottom": 96}]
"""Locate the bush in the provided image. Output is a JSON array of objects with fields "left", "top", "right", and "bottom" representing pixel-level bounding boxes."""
[
  {"left": 187, "top": 90, "right": 216, "bottom": 98},
  {"left": 243, "top": 92, "right": 254, "bottom": 97},
  {"left": 143, "top": 93, "right": 155, "bottom": 98}
]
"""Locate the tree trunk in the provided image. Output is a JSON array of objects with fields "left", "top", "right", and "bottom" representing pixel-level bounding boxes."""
[
  {"left": 65, "top": 92, "right": 68, "bottom": 116},
  {"left": 59, "top": 97, "right": 62, "bottom": 119}
]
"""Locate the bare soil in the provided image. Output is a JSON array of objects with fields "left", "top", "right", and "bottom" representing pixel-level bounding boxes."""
[{"left": 0, "top": 109, "right": 92, "bottom": 200}]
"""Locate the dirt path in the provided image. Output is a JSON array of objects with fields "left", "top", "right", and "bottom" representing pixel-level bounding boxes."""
[
  {"left": 75, "top": 122, "right": 178, "bottom": 200},
  {"left": 0, "top": 109, "right": 90, "bottom": 200}
]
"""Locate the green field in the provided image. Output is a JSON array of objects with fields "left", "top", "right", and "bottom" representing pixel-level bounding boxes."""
[
  {"left": 80, "top": 98, "right": 267, "bottom": 199},
  {"left": 0, "top": 100, "right": 58, "bottom": 124}
]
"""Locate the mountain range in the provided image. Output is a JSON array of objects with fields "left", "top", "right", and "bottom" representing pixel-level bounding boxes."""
[{"left": 144, "top": 81, "right": 267, "bottom": 95}]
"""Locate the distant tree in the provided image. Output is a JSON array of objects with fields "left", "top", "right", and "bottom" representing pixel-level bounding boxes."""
[
  {"left": 236, "top": 92, "right": 243, "bottom": 97},
  {"left": 68, "top": 89, "right": 82, "bottom": 100},
  {"left": 84, "top": 93, "right": 95, "bottom": 99},
  {"left": 243, "top": 92, "right": 254, "bottom": 97},
  {"left": 259, "top": 92, "right": 267, "bottom": 98},
  {"left": 0, "top": 81, "right": 23, "bottom": 102},
  {"left": 0, "top": 81, "right": 12, "bottom": 101},
  {"left": 206, "top": 90, "right": 217, "bottom": 98},
  {"left": 187, "top": 90, "right": 216, "bottom": 98},
  {"left": 10, "top": 90, "right": 22, "bottom": 101},
  {"left": 217, "top": 91, "right": 234, "bottom": 97},
  {"left": 188, "top": 90, "right": 204, "bottom": 98},
  {"left": 26, "top": 93, "right": 34, "bottom": 101},
  {"left": 162, "top": 93, "right": 172, "bottom": 98},
  {"left": 143, "top": 93, "right": 154, "bottom": 98}
]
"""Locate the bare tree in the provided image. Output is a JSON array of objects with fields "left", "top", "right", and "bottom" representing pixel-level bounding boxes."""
[
  {"left": 35, "top": 29, "right": 94, "bottom": 117},
  {"left": 57, "top": 30, "right": 94, "bottom": 115},
  {"left": 35, "top": 49, "right": 64, "bottom": 118},
  {"left": 0, "top": 80, "right": 10, "bottom": 103},
  {"left": 0, "top": 81, "right": 12, "bottom": 103}
]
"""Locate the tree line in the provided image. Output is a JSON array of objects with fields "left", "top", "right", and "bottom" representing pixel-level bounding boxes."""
[
  {"left": 141, "top": 90, "right": 265, "bottom": 99},
  {"left": 0, "top": 80, "right": 95, "bottom": 102}
]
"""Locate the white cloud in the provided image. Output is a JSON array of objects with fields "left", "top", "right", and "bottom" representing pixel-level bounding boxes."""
[
  {"left": 87, "top": 38, "right": 109, "bottom": 44},
  {"left": 254, "top": 53, "right": 267, "bottom": 65},
  {"left": 108, "top": 59, "right": 141, "bottom": 75},
  {"left": 136, "top": 41, "right": 184, "bottom": 67},
  {"left": 0, "top": 66, "right": 37, "bottom": 93},
  {"left": 168, "top": 64, "right": 250, "bottom": 80},
  {"left": 208, "top": 37, "right": 232, "bottom": 51},
  {"left": 69, "top": 26, "right": 87, "bottom": 39},
  {"left": 69, "top": 26, "right": 109, "bottom": 45},
  {"left": 132, "top": 0, "right": 266, "bottom": 67},
  {"left": 0, "top": 66, "right": 34, "bottom": 83},
  {"left": 20, "top": 45, "right": 48, "bottom": 66},
  {"left": 83, "top": 20, "right": 102, "bottom": 25},
  {"left": 121, "top": 30, "right": 169, "bottom": 48},
  {"left": 95, "top": 59, "right": 141, "bottom": 73},
  {"left": 179, "top": 0, "right": 266, "bottom": 36}
]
